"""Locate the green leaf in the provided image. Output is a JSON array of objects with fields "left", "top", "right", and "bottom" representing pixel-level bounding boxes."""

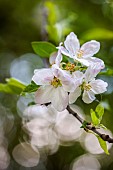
[
  {"left": 99, "top": 68, "right": 113, "bottom": 76},
  {"left": 97, "top": 136, "right": 109, "bottom": 155},
  {"left": 0, "top": 78, "right": 26, "bottom": 94},
  {"left": 90, "top": 109, "right": 100, "bottom": 126},
  {"left": 31, "top": 41, "right": 57, "bottom": 58},
  {"left": 95, "top": 104, "right": 104, "bottom": 121},
  {"left": 82, "top": 28, "right": 113, "bottom": 41},
  {"left": 22, "top": 81, "right": 39, "bottom": 94}
]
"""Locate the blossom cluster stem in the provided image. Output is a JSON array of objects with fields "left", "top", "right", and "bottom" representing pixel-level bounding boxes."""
[{"left": 67, "top": 105, "right": 113, "bottom": 143}]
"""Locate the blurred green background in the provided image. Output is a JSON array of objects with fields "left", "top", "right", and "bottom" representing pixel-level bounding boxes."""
[{"left": 0, "top": 0, "right": 113, "bottom": 169}]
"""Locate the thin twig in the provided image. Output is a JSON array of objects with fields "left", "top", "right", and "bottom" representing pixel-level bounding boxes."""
[{"left": 67, "top": 105, "right": 113, "bottom": 143}]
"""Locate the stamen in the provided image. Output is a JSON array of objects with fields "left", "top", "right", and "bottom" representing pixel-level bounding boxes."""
[
  {"left": 84, "top": 83, "right": 91, "bottom": 91},
  {"left": 51, "top": 77, "right": 62, "bottom": 88},
  {"left": 65, "top": 63, "right": 75, "bottom": 72},
  {"left": 77, "top": 50, "right": 84, "bottom": 58}
]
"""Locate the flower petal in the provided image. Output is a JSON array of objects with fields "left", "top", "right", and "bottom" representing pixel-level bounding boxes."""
[
  {"left": 84, "top": 63, "right": 102, "bottom": 82},
  {"left": 35, "top": 86, "right": 53, "bottom": 104},
  {"left": 52, "top": 64, "right": 75, "bottom": 92},
  {"left": 51, "top": 87, "right": 69, "bottom": 111},
  {"left": 82, "top": 90, "right": 96, "bottom": 104},
  {"left": 81, "top": 40, "right": 100, "bottom": 58},
  {"left": 90, "top": 79, "right": 108, "bottom": 94},
  {"left": 72, "top": 71, "right": 84, "bottom": 88},
  {"left": 64, "top": 32, "right": 80, "bottom": 57},
  {"left": 49, "top": 51, "right": 62, "bottom": 66},
  {"left": 32, "top": 68, "right": 53, "bottom": 85},
  {"left": 49, "top": 52, "right": 58, "bottom": 65},
  {"left": 69, "top": 86, "right": 81, "bottom": 104},
  {"left": 85, "top": 57, "right": 105, "bottom": 69}
]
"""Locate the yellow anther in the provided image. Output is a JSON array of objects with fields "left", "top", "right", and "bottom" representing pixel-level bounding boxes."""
[
  {"left": 51, "top": 77, "right": 62, "bottom": 88},
  {"left": 84, "top": 83, "right": 91, "bottom": 91},
  {"left": 77, "top": 50, "right": 84, "bottom": 58},
  {"left": 65, "top": 63, "right": 75, "bottom": 72}
]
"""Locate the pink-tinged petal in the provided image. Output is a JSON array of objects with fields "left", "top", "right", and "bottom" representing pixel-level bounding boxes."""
[
  {"left": 52, "top": 64, "right": 62, "bottom": 78},
  {"left": 84, "top": 63, "right": 102, "bottom": 82},
  {"left": 64, "top": 32, "right": 80, "bottom": 57},
  {"left": 69, "top": 86, "right": 81, "bottom": 104},
  {"left": 76, "top": 58, "right": 91, "bottom": 66},
  {"left": 32, "top": 68, "right": 54, "bottom": 85},
  {"left": 35, "top": 86, "right": 53, "bottom": 104},
  {"left": 49, "top": 51, "right": 62, "bottom": 66},
  {"left": 81, "top": 40, "right": 100, "bottom": 58},
  {"left": 72, "top": 71, "right": 84, "bottom": 87},
  {"left": 51, "top": 87, "right": 69, "bottom": 112},
  {"left": 90, "top": 79, "right": 108, "bottom": 94},
  {"left": 57, "top": 46, "right": 71, "bottom": 57},
  {"left": 82, "top": 90, "right": 96, "bottom": 104},
  {"left": 49, "top": 52, "right": 58, "bottom": 65},
  {"left": 85, "top": 57, "right": 105, "bottom": 69},
  {"left": 56, "top": 52, "right": 63, "bottom": 66}
]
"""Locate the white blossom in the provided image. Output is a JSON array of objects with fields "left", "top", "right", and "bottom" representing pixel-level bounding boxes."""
[
  {"left": 69, "top": 64, "right": 108, "bottom": 104},
  {"left": 58, "top": 32, "right": 104, "bottom": 68},
  {"left": 32, "top": 64, "right": 75, "bottom": 111}
]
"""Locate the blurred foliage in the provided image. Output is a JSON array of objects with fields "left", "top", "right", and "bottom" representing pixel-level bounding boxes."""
[{"left": 1, "top": 0, "right": 113, "bottom": 170}]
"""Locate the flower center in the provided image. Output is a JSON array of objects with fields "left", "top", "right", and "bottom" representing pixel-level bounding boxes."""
[
  {"left": 83, "top": 83, "right": 91, "bottom": 91},
  {"left": 77, "top": 50, "right": 84, "bottom": 58},
  {"left": 65, "top": 63, "right": 75, "bottom": 72},
  {"left": 51, "top": 77, "right": 62, "bottom": 88}
]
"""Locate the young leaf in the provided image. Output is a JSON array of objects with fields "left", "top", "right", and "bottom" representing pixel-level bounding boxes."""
[
  {"left": 90, "top": 109, "right": 100, "bottom": 126},
  {"left": 22, "top": 81, "right": 39, "bottom": 94},
  {"left": 0, "top": 78, "right": 26, "bottom": 94},
  {"left": 97, "top": 136, "right": 109, "bottom": 155},
  {"left": 95, "top": 104, "right": 104, "bottom": 120},
  {"left": 31, "top": 41, "right": 57, "bottom": 58}
]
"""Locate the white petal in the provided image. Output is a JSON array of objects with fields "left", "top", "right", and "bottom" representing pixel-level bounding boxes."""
[
  {"left": 85, "top": 57, "right": 105, "bottom": 69},
  {"left": 12, "top": 142, "right": 40, "bottom": 167},
  {"left": 58, "top": 46, "right": 71, "bottom": 57},
  {"left": 82, "top": 90, "right": 96, "bottom": 103},
  {"left": 35, "top": 86, "right": 53, "bottom": 104},
  {"left": 49, "top": 52, "right": 58, "bottom": 65},
  {"left": 49, "top": 51, "right": 62, "bottom": 66},
  {"left": 72, "top": 71, "right": 84, "bottom": 87},
  {"left": 51, "top": 87, "right": 69, "bottom": 112},
  {"left": 32, "top": 68, "right": 53, "bottom": 85},
  {"left": 76, "top": 58, "right": 91, "bottom": 66},
  {"left": 69, "top": 86, "right": 81, "bottom": 104},
  {"left": 90, "top": 79, "right": 108, "bottom": 94},
  {"left": 81, "top": 40, "right": 100, "bottom": 58},
  {"left": 64, "top": 32, "right": 80, "bottom": 57},
  {"left": 52, "top": 64, "right": 75, "bottom": 92},
  {"left": 56, "top": 50, "right": 63, "bottom": 66},
  {"left": 84, "top": 63, "right": 102, "bottom": 82}
]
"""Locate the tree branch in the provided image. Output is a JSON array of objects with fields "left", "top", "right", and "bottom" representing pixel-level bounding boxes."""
[{"left": 67, "top": 105, "right": 113, "bottom": 143}]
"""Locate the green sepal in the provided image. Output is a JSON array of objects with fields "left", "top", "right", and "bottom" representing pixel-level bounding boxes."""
[{"left": 22, "top": 81, "right": 39, "bottom": 95}]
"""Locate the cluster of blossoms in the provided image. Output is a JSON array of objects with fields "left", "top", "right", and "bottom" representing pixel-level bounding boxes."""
[
  {"left": 32, "top": 32, "right": 108, "bottom": 112},
  {"left": 12, "top": 32, "right": 109, "bottom": 167}
]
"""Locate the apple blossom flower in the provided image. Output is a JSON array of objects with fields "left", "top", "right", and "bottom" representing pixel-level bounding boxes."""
[
  {"left": 69, "top": 64, "right": 108, "bottom": 104},
  {"left": 32, "top": 64, "right": 75, "bottom": 111},
  {"left": 58, "top": 32, "right": 104, "bottom": 68}
]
